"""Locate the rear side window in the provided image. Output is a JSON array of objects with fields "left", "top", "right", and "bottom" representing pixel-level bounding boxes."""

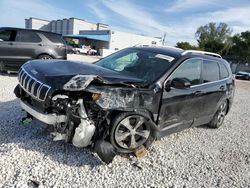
[
  {"left": 202, "top": 60, "right": 220, "bottom": 83},
  {"left": 170, "top": 58, "right": 202, "bottom": 86},
  {"left": 0, "top": 30, "right": 17, "bottom": 41},
  {"left": 219, "top": 63, "right": 229, "bottom": 79},
  {"left": 43, "top": 33, "right": 64, "bottom": 44},
  {"left": 16, "top": 30, "right": 41, "bottom": 43}
]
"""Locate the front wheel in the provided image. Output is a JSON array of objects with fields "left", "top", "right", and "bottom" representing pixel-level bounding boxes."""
[
  {"left": 208, "top": 101, "right": 228, "bottom": 128},
  {"left": 110, "top": 112, "right": 153, "bottom": 153}
]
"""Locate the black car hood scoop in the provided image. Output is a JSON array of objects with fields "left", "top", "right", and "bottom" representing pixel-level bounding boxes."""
[{"left": 23, "top": 60, "right": 143, "bottom": 87}]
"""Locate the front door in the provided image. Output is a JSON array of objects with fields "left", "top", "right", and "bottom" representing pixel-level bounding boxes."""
[
  {"left": 0, "top": 29, "right": 18, "bottom": 67},
  {"left": 158, "top": 58, "right": 204, "bottom": 136}
]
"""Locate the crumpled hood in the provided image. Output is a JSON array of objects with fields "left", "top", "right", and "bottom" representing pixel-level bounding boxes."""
[{"left": 22, "top": 60, "right": 144, "bottom": 89}]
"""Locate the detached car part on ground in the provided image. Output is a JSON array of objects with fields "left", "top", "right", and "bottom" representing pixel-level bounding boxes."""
[{"left": 14, "top": 47, "right": 235, "bottom": 163}]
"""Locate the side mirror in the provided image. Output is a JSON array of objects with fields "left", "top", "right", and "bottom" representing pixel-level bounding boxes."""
[
  {"left": 171, "top": 78, "right": 191, "bottom": 89},
  {"left": 165, "top": 78, "right": 191, "bottom": 91}
]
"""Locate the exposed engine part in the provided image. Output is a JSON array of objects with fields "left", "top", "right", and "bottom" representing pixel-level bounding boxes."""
[
  {"left": 52, "top": 94, "right": 69, "bottom": 100},
  {"left": 51, "top": 132, "right": 66, "bottom": 141},
  {"left": 72, "top": 119, "right": 96, "bottom": 147},
  {"left": 72, "top": 99, "right": 96, "bottom": 147},
  {"left": 77, "top": 99, "right": 87, "bottom": 119}
]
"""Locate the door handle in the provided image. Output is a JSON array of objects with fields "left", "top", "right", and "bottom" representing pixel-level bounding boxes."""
[
  {"left": 193, "top": 91, "right": 203, "bottom": 96},
  {"left": 38, "top": 44, "right": 43, "bottom": 46},
  {"left": 8, "top": 42, "right": 14, "bottom": 45},
  {"left": 220, "top": 86, "right": 225, "bottom": 90}
]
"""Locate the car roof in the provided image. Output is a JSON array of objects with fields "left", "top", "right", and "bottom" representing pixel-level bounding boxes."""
[
  {"left": 0, "top": 27, "right": 61, "bottom": 35},
  {"left": 130, "top": 46, "right": 225, "bottom": 62},
  {"left": 130, "top": 46, "right": 184, "bottom": 59}
]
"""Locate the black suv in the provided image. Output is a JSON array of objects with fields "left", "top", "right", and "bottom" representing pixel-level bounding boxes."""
[
  {"left": 14, "top": 47, "right": 235, "bottom": 163},
  {"left": 0, "top": 27, "right": 67, "bottom": 72}
]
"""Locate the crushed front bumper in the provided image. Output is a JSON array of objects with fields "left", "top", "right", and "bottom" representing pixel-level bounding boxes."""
[{"left": 20, "top": 100, "right": 67, "bottom": 125}]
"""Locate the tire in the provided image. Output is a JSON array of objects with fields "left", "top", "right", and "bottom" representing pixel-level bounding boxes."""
[
  {"left": 0, "top": 62, "right": 4, "bottom": 72},
  {"left": 208, "top": 100, "right": 228, "bottom": 128},
  {"left": 110, "top": 112, "right": 153, "bottom": 153},
  {"left": 38, "top": 54, "right": 53, "bottom": 60}
]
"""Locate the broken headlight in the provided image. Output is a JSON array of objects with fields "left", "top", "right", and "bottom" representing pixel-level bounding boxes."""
[{"left": 63, "top": 75, "right": 97, "bottom": 91}]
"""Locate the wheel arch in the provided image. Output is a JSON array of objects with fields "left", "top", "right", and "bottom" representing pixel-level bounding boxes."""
[{"left": 36, "top": 53, "right": 55, "bottom": 59}]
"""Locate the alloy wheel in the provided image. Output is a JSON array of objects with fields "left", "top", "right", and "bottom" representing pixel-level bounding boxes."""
[
  {"left": 114, "top": 115, "right": 150, "bottom": 150},
  {"left": 217, "top": 102, "right": 227, "bottom": 126}
]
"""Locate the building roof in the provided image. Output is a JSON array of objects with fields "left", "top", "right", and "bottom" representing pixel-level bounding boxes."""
[
  {"left": 64, "top": 34, "right": 110, "bottom": 42},
  {"left": 26, "top": 17, "right": 50, "bottom": 22}
]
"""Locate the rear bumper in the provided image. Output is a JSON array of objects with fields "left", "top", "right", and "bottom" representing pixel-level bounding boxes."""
[{"left": 20, "top": 100, "right": 66, "bottom": 125}]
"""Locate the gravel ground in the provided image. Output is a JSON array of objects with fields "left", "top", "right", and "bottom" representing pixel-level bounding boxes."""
[
  {"left": 0, "top": 73, "right": 249, "bottom": 188},
  {"left": 67, "top": 54, "right": 100, "bottom": 62}
]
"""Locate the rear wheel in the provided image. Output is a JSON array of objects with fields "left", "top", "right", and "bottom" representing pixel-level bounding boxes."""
[
  {"left": 38, "top": 54, "right": 53, "bottom": 60},
  {"left": 208, "top": 100, "right": 228, "bottom": 128},
  {"left": 0, "top": 62, "right": 7, "bottom": 73},
  {"left": 110, "top": 112, "right": 153, "bottom": 153}
]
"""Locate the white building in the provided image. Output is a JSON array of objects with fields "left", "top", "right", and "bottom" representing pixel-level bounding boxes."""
[
  {"left": 25, "top": 17, "right": 109, "bottom": 35},
  {"left": 25, "top": 17, "right": 162, "bottom": 56},
  {"left": 65, "top": 30, "right": 162, "bottom": 56}
]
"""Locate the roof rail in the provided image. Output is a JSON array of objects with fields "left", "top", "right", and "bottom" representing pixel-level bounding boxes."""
[
  {"left": 133, "top": 44, "right": 183, "bottom": 51},
  {"left": 181, "top": 50, "right": 222, "bottom": 58}
]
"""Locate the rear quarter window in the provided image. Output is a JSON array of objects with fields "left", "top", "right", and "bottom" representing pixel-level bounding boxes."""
[
  {"left": 219, "top": 62, "right": 230, "bottom": 79},
  {"left": 42, "top": 33, "right": 64, "bottom": 44},
  {"left": 202, "top": 60, "right": 220, "bottom": 83}
]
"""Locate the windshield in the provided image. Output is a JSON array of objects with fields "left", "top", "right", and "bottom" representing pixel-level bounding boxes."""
[{"left": 95, "top": 48, "right": 175, "bottom": 84}]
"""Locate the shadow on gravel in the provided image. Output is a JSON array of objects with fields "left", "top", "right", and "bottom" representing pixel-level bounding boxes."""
[
  {"left": 0, "top": 71, "right": 18, "bottom": 77},
  {"left": 0, "top": 99, "right": 102, "bottom": 168},
  {"left": 196, "top": 124, "right": 210, "bottom": 129}
]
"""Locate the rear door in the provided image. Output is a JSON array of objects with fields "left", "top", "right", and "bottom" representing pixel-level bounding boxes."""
[
  {"left": 14, "top": 30, "right": 43, "bottom": 65},
  {"left": 193, "top": 59, "right": 228, "bottom": 125}
]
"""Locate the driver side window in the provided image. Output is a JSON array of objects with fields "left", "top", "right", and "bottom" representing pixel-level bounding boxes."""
[{"left": 170, "top": 58, "right": 202, "bottom": 86}]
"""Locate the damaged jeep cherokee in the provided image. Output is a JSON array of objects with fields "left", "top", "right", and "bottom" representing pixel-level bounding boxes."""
[{"left": 14, "top": 47, "right": 234, "bottom": 163}]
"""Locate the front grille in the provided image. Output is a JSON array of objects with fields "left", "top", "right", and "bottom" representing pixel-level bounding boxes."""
[{"left": 18, "top": 67, "right": 51, "bottom": 101}]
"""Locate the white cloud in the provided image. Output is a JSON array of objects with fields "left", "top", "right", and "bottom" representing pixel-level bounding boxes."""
[
  {"left": 0, "top": 0, "right": 71, "bottom": 28},
  {"left": 101, "top": 0, "right": 174, "bottom": 36},
  {"left": 165, "top": 0, "right": 219, "bottom": 12},
  {"left": 155, "top": 6, "right": 250, "bottom": 45},
  {"left": 87, "top": 3, "right": 107, "bottom": 23}
]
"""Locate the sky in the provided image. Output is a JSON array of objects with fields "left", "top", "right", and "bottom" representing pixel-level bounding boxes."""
[{"left": 0, "top": 0, "right": 250, "bottom": 45}]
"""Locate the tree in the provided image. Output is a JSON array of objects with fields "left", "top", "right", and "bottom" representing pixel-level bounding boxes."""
[
  {"left": 228, "top": 31, "right": 250, "bottom": 62},
  {"left": 176, "top": 42, "right": 199, "bottom": 50},
  {"left": 195, "top": 22, "right": 233, "bottom": 55}
]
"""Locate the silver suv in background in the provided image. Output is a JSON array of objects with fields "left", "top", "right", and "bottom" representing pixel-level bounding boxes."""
[{"left": 0, "top": 27, "right": 67, "bottom": 72}]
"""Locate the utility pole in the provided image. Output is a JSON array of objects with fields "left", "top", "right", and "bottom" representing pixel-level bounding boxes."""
[{"left": 162, "top": 32, "right": 166, "bottom": 46}]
